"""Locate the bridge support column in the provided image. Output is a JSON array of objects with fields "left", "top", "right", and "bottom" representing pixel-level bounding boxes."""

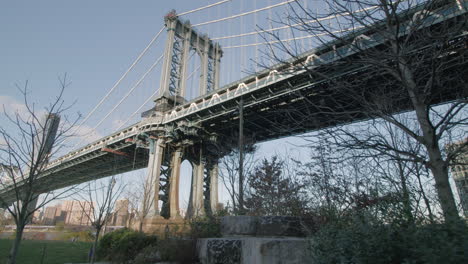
[
  {"left": 146, "top": 138, "right": 165, "bottom": 217},
  {"left": 199, "top": 37, "right": 210, "bottom": 95},
  {"left": 168, "top": 148, "right": 182, "bottom": 219},
  {"left": 159, "top": 18, "right": 177, "bottom": 96},
  {"left": 187, "top": 148, "right": 205, "bottom": 218},
  {"left": 209, "top": 163, "right": 219, "bottom": 214},
  {"left": 179, "top": 28, "right": 192, "bottom": 98},
  {"left": 26, "top": 196, "right": 39, "bottom": 224},
  {"left": 213, "top": 44, "right": 221, "bottom": 90}
]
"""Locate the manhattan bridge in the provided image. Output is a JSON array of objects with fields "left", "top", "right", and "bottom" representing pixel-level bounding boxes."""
[{"left": 1, "top": 0, "right": 467, "bottom": 221}]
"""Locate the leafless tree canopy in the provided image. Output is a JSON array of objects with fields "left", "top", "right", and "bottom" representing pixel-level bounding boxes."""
[
  {"left": 256, "top": 0, "right": 467, "bottom": 222},
  {"left": 219, "top": 147, "right": 256, "bottom": 213},
  {"left": 126, "top": 172, "right": 154, "bottom": 232},
  {"left": 76, "top": 175, "right": 125, "bottom": 264},
  {"left": 0, "top": 76, "right": 80, "bottom": 264}
]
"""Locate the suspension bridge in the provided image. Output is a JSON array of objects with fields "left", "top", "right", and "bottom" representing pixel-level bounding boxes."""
[{"left": 1, "top": 0, "right": 467, "bottom": 221}]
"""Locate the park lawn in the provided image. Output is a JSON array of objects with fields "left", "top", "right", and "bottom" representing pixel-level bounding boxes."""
[{"left": 0, "top": 239, "right": 92, "bottom": 264}]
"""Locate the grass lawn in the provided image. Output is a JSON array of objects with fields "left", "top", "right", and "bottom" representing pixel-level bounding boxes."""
[{"left": 0, "top": 239, "right": 92, "bottom": 264}]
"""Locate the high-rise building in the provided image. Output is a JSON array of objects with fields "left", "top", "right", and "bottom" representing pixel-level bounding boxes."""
[
  {"left": 448, "top": 138, "right": 468, "bottom": 217},
  {"left": 63, "top": 200, "right": 94, "bottom": 226}
]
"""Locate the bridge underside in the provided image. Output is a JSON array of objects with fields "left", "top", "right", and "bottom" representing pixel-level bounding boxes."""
[
  {"left": 2, "top": 2, "right": 467, "bottom": 221},
  {"left": 199, "top": 46, "right": 468, "bottom": 147}
]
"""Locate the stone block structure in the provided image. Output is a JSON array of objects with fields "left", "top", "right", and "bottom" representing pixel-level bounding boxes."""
[{"left": 198, "top": 216, "right": 315, "bottom": 264}]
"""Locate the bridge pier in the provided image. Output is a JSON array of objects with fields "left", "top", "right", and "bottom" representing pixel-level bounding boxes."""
[
  {"left": 168, "top": 147, "right": 182, "bottom": 219},
  {"left": 144, "top": 138, "right": 220, "bottom": 223},
  {"left": 142, "top": 10, "right": 222, "bottom": 227},
  {"left": 146, "top": 138, "right": 165, "bottom": 218},
  {"left": 187, "top": 148, "right": 206, "bottom": 218},
  {"left": 209, "top": 163, "right": 219, "bottom": 213}
]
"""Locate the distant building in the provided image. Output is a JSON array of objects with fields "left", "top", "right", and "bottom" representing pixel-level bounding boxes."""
[
  {"left": 63, "top": 200, "right": 94, "bottom": 226},
  {"left": 112, "top": 199, "right": 129, "bottom": 226},
  {"left": 43, "top": 205, "right": 61, "bottom": 225},
  {"left": 448, "top": 138, "right": 468, "bottom": 217},
  {"left": 32, "top": 209, "right": 43, "bottom": 224}
]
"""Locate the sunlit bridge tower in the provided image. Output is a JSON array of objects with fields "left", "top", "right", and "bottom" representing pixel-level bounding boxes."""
[{"left": 141, "top": 10, "right": 223, "bottom": 221}]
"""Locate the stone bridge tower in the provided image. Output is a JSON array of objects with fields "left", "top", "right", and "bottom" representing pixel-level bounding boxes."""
[{"left": 141, "top": 11, "right": 223, "bottom": 222}]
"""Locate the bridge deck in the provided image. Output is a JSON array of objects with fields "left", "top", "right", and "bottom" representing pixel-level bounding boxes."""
[{"left": 1, "top": 1, "right": 467, "bottom": 204}]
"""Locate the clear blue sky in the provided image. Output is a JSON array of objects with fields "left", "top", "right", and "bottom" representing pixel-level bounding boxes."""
[{"left": 0, "top": 0, "right": 312, "bottom": 208}]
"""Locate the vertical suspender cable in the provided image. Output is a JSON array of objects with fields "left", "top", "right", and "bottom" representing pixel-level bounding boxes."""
[
  {"left": 268, "top": 0, "right": 273, "bottom": 66},
  {"left": 73, "top": 54, "right": 164, "bottom": 148},
  {"left": 240, "top": 0, "right": 244, "bottom": 79},
  {"left": 254, "top": 0, "right": 258, "bottom": 73}
]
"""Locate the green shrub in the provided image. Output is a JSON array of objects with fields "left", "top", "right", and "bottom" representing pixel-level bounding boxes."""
[
  {"left": 97, "top": 228, "right": 157, "bottom": 263},
  {"left": 190, "top": 216, "right": 221, "bottom": 238},
  {"left": 311, "top": 212, "right": 468, "bottom": 264},
  {"left": 96, "top": 228, "right": 129, "bottom": 259},
  {"left": 158, "top": 238, "right": 198, "bottom": 263},
  {"left": 133, "top": 245, "right": 160, "bottom": 264},
  {"left": 132, "top": 239, "right": 198, "bottom": 264}
]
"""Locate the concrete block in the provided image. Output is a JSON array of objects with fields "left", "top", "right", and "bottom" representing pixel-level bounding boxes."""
[
  {"left": 199, "top": 238, "right": 242, "bottom": 264},
  {"left": 198, "top": 237, "right": 313, "bottom": 264},
  {"left": 221, "top": 216, "right": 257, "bottom": 236},
  {"left": 221, "top": 216, "right": 314, "bottom": 237},
  {"left": 256, "top": 216, "right": 305, "bottom": 237}
]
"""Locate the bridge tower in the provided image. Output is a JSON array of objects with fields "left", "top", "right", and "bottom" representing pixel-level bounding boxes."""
[{"left": 143, "top": 11, "right": 223, "bottom": 223}]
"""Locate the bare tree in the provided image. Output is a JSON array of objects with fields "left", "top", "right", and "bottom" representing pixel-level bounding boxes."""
[
  {"left": 259, "top": 0, "right": 467, "bottom": 222},
  {"left": 77, "top": 175, "right": 125, "bottom": 264},
  {"left": 219, "top": 147, "right": 256, "bottom": 214},
  {"left": 127, "top": 172, "right": 154, "bottom": 232},
  {"left": 0, "top": 77, "right": 79, "bottom": 264}
]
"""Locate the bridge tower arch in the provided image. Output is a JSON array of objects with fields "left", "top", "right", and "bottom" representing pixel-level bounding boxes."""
[{"left": 157, "top": 10, "right": 222, "bottom": 105}]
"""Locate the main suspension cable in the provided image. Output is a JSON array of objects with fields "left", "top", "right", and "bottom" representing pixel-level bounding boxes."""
[
  {"left": 223, "top": 26, "right": 364, "bottom": 49},
  {"left": 92, "top": 54, "right": 164, "bottom": 132},
  {"left": 194, "top": 0, "right": 298, "bottom": 27},
  {"left": 73, "top": 54, "right": 164, "bottom": 148},
  {"left": 212, "top": 4, "right": 379, "bottom": 40},
  {"left": 69, "top": 26, "right": 164, "bottom": 137},
  {"left": 178, "top": 0, "right": 231, "bottom": 16}
]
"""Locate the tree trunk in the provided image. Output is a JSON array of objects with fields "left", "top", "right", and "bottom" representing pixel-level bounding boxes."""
[
  {"left": 139, "top": 220, "right": 144, "bottom": 233},
  {"left": 428, "top": 156, "right": 459, "bottom": 223},
  {"left": 399, "top": 61, "right": 459, "bottom": 223},
  {"left": 90, "top": 228, "right": 101, "bottom": 264},
  {"left": 7, "top": 225, "right": 25, "bottom": 264}
]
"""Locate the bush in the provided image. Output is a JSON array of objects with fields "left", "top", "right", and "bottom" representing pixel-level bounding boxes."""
[
  {"left": 159, "top": 238, "right": 198, "bottom": 263},
  {"left": 311, "top": 212, "right": 468, "bottom": 264},
  {"left": 133, "top": 245, "right": 160, "bottom": 264},
  {"left": 190, "top": 216, "right": 221, "bottom": 239},
  {"left": 133, "top": 238, "right": 198, "bottom": 264},
  {"left": 97, "top": 228, "right": 157, "bottom": 264}
]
